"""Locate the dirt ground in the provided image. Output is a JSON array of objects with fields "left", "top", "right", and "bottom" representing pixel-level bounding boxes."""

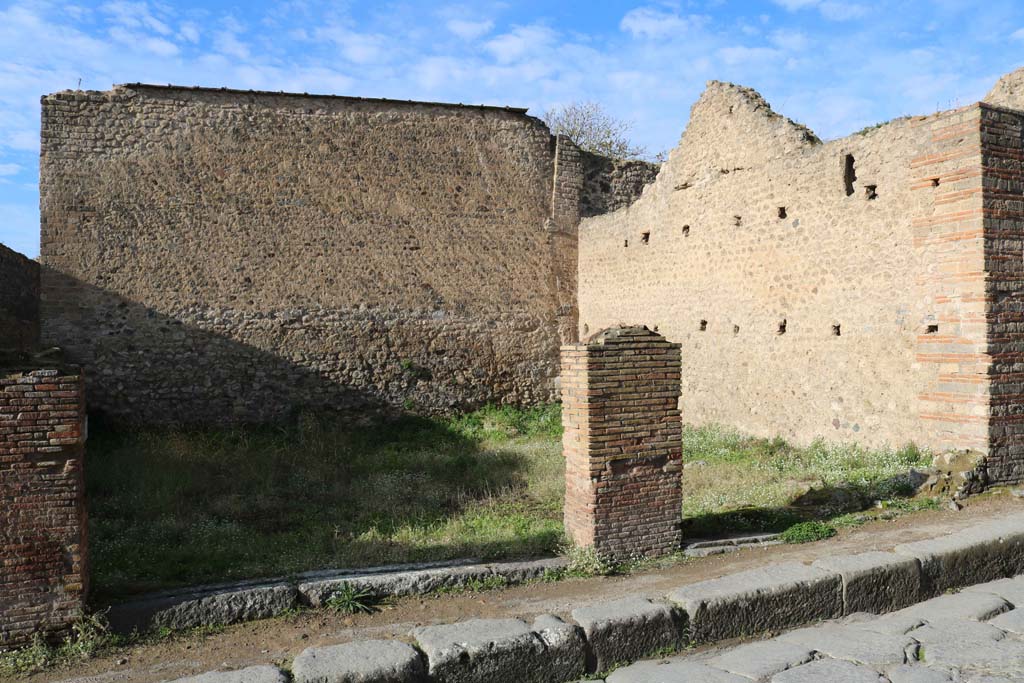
[{"left": 30, "top": 493, "right": 1023, "bottom": 683}]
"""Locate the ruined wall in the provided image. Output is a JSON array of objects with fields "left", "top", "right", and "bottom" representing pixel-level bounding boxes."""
[
  {"left": 578, "top": 82, "right": 994, "bottom": 457},
  {"left": 39, "top": 86, "right": 594, "bottom": 423},
  {"left": 579, "top": 152, "right": 660, "bottom": 218},
  {"left": 0, "top": 243, "right": 39, "bottom": 351},
  {"left": 0, "top": 367, "right": 87, "bottom": 648}
]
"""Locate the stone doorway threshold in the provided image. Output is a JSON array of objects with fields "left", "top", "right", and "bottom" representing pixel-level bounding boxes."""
[{"left": 41, "top": 493, "right": 1021, "bottom": 683}]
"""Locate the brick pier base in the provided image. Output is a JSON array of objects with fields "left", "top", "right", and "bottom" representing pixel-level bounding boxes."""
[
  {"left": 562, "top": 326, "right": 683, "bottom": 559},
  {"left": 0, "top": 367, "right": 88, "bottom": 649}
]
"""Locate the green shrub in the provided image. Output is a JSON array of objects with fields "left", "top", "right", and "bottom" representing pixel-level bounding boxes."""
[{"left": 780, "top": 521, "right": 837, "bottom": 544}]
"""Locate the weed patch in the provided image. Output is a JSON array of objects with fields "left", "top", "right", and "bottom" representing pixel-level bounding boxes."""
[{"left": 780, "top": 521, "right": 837, "bottom": 544}]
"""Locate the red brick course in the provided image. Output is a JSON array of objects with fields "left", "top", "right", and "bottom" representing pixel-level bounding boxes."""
[
  {"left": 0, "top": 368, "right": 87, "bottom": 649},
  {"left": 562, "top": 326, "right": 682, "bottom": 559}
]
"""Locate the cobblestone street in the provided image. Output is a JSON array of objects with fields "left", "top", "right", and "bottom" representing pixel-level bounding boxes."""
[{"left": 602, "top": 576, "right": 1024, "bottom": 682}]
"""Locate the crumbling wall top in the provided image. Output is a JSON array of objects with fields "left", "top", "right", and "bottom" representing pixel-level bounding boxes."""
[{"left": 985, "top": 67, "right": 1024, "bottom": 110}]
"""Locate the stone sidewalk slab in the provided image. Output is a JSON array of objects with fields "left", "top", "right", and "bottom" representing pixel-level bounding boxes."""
[
  {"left": 667, "top": 562, "right": 841, "bottom": 643},
  {"left": 291, "top": 640, "right": 424, "bottom": 683},
  {"left": 571, "top": 597, "right": 684, "bottom": 673}
]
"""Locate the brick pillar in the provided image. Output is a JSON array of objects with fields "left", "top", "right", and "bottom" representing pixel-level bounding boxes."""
[
  {"left": 0, "top": 367, "right": 88, "bottom": 648},
  {"left": 562, "top": 326, "right": 682, "bottom": 559}
]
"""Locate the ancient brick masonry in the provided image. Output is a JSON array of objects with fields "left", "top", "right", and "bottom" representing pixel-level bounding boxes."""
[
  {"left": 0, "top": 368, "right": 87, "bottom": 648},
  {"left": 562, "top": 327, "right": 682, "bottom": 559}
]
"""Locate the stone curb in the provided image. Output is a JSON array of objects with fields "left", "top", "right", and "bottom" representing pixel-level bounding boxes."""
[
  {"left": 164, "top": 513, "right": 1024, "bottom": 683},
  {"left": 108, "top": 557, "right": 568, "bottom": 634}
]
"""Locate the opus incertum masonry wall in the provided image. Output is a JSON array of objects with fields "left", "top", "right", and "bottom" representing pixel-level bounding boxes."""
[
  {"left": 562, "top": 327, "right": 683, "bottom": 559},
  {"left": 37, "top": 85, "right": 656, "bottom": 425},
  {"left": 578, "top": 70, "right": 1024, "bottom": 487},
  {"left": 0, "top": 368, "right": 88, "bottom": 648}
]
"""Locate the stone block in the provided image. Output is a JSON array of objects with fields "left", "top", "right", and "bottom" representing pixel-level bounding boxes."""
[
  {"left": 893, "top": 515, "right": 1024, "bottom": 594},
  {"left": 770, "top": 658, "right": 885, "bottom": 683},
  {"left": 570, "top": 597, "right": 685, "bottom": 673},
  {"left": 666, "top": 562, "right": 842, "bottom": 643},
  {"left": 531, "top": 614, "right": 587, "bottom": 681},
  {"left": 989, "top": 608, "right": 1024, "bottom": 635},
  {"left": 169, "top": 665, "right": 288, "bottom": 683},
  {"left": 411, "top": 618, "right": 556, "bottom": 683},
  {"left": 778, "top": 624, "right": 915, "bottom": 667},
  {"left": 107, "top": 581, "right": 299, "bottom": 633},
  {"left": 291, "top": 640, "right": 424, "bottom": 683},
  {"left": 812, "top": 551, "right": 922, "bottom": 614},
  {"left": 886, "top": 591, "right": 1011, "bottom": 624},
  {"left": 962, "top": 574, "right": 1024, "bottom": 606},
  {"left": 884, "top": 665, "right": 954, "bottom": 683},
  {"left": 606, "top": 660, "right": 748, "bottom": 682},
  {"left": 710, "top": 639, "right": 814, "bottom": 679}
]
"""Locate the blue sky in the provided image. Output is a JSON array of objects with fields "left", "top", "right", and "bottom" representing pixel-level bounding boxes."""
[{"left": 1, "top": 0, "right": 1022, "bottom": 258}]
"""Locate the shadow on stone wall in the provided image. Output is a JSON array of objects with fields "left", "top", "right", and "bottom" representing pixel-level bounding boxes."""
[{"left": 43, "top": 268, "right": 559, "bottom": 425}]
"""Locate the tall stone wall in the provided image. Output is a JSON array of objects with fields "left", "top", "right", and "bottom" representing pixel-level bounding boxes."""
[
  {"left": 578, "top": 82, "right": 1005, "bottom": 464},
  {"left": 0, "top": 367, "right": 87, "bottom": 648},
  {"left": 39, "top": 86, "right": 604, "bottom": 424},
  {"left": 0, "top": 243, "right": 39, "bottom": 351}
]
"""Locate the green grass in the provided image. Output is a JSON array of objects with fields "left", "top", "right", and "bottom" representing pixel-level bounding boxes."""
[
  {"left": 680, "top": 424, "right": 933, "bottom": 537},
  {"left": 86, "top": 404, "right": 565, "bottom": 599},
  {"left": 85, "top": 409, "right": 935, "bottom": 600}
]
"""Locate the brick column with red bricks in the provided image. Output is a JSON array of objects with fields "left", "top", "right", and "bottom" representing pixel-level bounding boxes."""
[
  {"left": 1, "top": 367, "right": 88, "bottom": 648},
  {"left": 562, "top": 326, "right": 683, "bottom": 559}
]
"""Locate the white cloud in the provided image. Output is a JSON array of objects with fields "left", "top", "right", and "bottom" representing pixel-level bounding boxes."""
[
  {"left": 818, "top": 2, "right": 867, "bottom": 21},
  {"left": 315, "top": 26, "right": 390, "bottom": 64},
  {"left": 718, "top": 46, "right": 782, "bottom": 66},
  {"left": 446, "top": 19, "right": 494, "bottom": 40},
  {"left": 484, "top": 25, "right": 556, "bottom": 64},
  {"left": 0, "top": 163, "right": 20, "bottom": 176},
  {"left": 1012, "top": 28, "right": 1024, "bottom": 41},
  {"left": 620, "top": 7, "right": 708, "bottom": 39},
  {"left": 772, "top": 0, "right": 866, "bottom": 21},
  {"left": 100, "top": 1, "right": 173, "bottom": 35},
  {"left": 214, "top": 31, "right": 250, "bottom": 60},
  {"left": 769, "top": 29, "right": 810, "bottom": 51},
  {"left": 179, "top": 22, "right": 200, "bottom": 43}
]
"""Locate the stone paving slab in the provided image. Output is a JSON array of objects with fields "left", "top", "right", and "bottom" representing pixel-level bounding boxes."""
[
  {"left": 605, "top": 660, "right": 749, "bottom": 683},
  {"left": 709, "top": 639, "right": 814, "bottom": 680},
  {"left": 962, "top": 574, "right": 1024, "bottom": 606},
  {"left": 667, "top": 562, "right": 841, "bottom": 643},
  {"left": 570, "top": 597, "right": 684, "bottom": 673},
  {"left": 885, "top": 664, "right": 954, "bottom": 682},
  {"left": 812, "top": 551, "right": 922, "bottom": 614},
  {"left": 988, "top": 608, "right": 1024, "bottom": 635},
  {"left": 769, "top": 658, "right": 885, "bottom": 683},
  {"left": 291, "top": 640, "right": 424, "bottom": 683},
  {"left": 777, "top": 623, "right": 916, "bottom": 667}
]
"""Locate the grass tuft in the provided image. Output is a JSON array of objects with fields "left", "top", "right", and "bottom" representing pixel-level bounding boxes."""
[
  {"left": 780, "top": 521, "right": 837, "bottom": 544},
  {"left": 325, "top": 583, "right": 376, "bottom": 615}
]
